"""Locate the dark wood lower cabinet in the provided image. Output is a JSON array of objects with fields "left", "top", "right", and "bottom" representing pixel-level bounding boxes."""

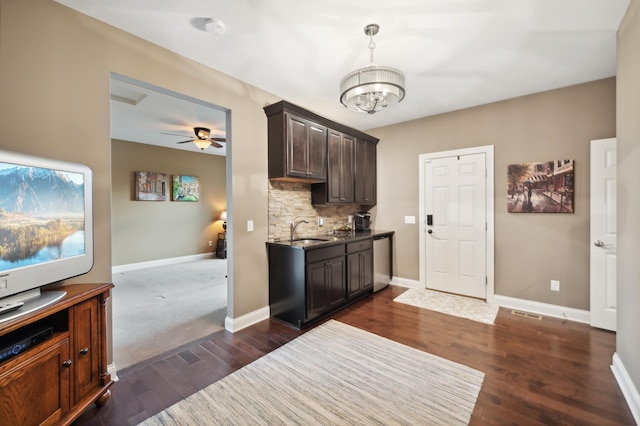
[
  {"left": 268, "top": 239, "right": 372, "bottom": 328},
  {"left": 0, "top": 283, "right": 113, "bottom": 426},
  {"left": 306, "top": 256, "right": 346, "bottom": 322}
]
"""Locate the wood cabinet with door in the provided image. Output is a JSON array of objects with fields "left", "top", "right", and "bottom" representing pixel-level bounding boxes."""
[
  {"left": 354, "top": 138, "right": 377, "bottom": 205},
  {"left": 264, "top": 101, "right": 327, "bottom": 183},
  {"left": 312, "top": 129, "right": 355, "bottom": 204},
  {"left": 0, "top": 283, "right": 113, "bottom": 426},
  {"left": 265, "top": 101, "right": 379, "bottom": 201},
  {"left": 346, "top": 239, "right": 373, "bottom": 299},
  {"left": 267, "top": 238, "right": 375, "bottom": 329},
  {"left": 305, "top": 245, "right": 346, "bottom": 322}
]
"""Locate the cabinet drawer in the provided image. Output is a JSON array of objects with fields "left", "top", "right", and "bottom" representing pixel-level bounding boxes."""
[
  {"left": 347, "top": 239, "right": 373, "bottom": 253},
  {"left": 306, "top": 245, "right": 344, "bottom": 263}
]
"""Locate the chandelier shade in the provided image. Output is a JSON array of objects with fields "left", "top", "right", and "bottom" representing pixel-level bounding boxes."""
[
  {"left": 339, "top": 24, "right": 405, "bottom": 114},
  {"left": 340, "top": 65, "right": 405, "bottom": 114}
]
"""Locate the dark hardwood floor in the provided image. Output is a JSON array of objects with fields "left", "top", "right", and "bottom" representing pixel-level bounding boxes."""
[{"left": 73, "top": 285, "right": 635, "bottom": 425}]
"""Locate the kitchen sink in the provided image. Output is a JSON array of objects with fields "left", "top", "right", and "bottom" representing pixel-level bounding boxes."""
[{"left": 291, "top": 238, "right": 329, "bottom": 244}]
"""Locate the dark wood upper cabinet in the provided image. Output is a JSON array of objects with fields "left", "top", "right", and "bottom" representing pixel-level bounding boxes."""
[
  {"left": 265, "top": 102, "right": 327, "bottom": 183},
  {"left": 312, "top": 130, "right": 355, "bottom": 204},
  {"left": 265, "top": 101, "right": 379, "bottom": 197},
  {"left": 354, "top": 138, "right": 377, "bottom": 205}
]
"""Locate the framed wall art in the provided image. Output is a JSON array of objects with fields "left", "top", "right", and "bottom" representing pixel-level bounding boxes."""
[
  {"left": 172, "top": 175, "right": 200, "bottom": 201},
  {"left": 135, "top": 171, "right": 167, "bottom": 201},
  {"left": 507, "top": 159, "right": 574, "bottom": 213}
]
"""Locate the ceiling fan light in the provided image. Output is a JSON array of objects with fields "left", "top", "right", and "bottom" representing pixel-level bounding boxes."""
[
  {"left": 195, "top": 127, "right": 210, "bottom": 140},
  {"left": 193, "top": 139, "right": 211, "bottom": 150}
]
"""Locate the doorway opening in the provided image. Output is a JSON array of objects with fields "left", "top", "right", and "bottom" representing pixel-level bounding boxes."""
[{"left": 109, "top": 73, "right": 231, "bottom": 371}]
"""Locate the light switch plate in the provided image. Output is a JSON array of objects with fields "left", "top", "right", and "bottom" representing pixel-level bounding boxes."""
[
  {"left": 247, "top": 220, "right": 254, "bottom": 232},
  {"left": 404, "top": 216, "right": 416, "bottom": 224}
]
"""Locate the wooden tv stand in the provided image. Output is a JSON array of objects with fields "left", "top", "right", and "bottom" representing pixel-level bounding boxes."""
[{"left": 0, "top": 283, "right": 114, "bottom": 426}]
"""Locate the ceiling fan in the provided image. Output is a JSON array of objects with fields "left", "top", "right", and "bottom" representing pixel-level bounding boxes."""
[{"left": 163, "top": 127, "right": 226, "bottom": 150}]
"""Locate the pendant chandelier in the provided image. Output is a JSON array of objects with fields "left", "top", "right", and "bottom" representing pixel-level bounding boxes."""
[{"left": 340, "top": 24, "right": 405, "bottom": 114}]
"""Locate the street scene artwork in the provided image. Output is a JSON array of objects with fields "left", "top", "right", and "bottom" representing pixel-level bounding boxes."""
[
  {"left": 507, "top": 160, "right": 574, "bottom": 213},
  {"left": 135, "top": 171, "right": 167, "bottom": 201}
]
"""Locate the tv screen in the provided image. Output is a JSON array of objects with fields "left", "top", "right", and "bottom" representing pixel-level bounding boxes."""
[{"left": 0, "top": 150, "right": 93, "bottom": 303}]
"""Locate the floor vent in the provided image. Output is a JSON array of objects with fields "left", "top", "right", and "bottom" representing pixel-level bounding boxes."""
[{"left": 511, "top": 310, "right": 542, "bottom": 320}]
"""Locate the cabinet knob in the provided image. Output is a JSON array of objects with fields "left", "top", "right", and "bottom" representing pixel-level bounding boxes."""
[
  {"left": 80, "top": 347, "right": 89, "bottom": 355},
  {"left": 62, "top": 359, "right": 73, "bottom": 368}
]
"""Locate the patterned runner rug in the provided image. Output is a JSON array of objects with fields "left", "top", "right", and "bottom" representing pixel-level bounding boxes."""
[
  {"left": 394, "top": 288, "right": 499, "bottom": 325},
  {"left": 140, "top": 320, "right": 484, "bottom": 425}
]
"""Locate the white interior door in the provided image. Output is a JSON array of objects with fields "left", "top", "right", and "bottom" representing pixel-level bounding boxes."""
[
  {"left": 424, "top": 153, "right": 486, "bottom": 299},
  {"left": 590, "top": 137, "right": 617, "bottom": 331}
]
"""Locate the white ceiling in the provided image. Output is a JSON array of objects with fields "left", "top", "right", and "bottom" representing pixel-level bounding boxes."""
[{"left": 56, "top": 0, "right": 630, "bottom": 155}]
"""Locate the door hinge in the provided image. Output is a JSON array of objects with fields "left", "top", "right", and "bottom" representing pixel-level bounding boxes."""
[{"left": 485, "top": 276, "right": 488, "bottom": 285}]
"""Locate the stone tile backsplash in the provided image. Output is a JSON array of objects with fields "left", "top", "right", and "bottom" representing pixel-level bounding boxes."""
[{"left": 268, "top": 181, "right": 367, "bottom": 240}]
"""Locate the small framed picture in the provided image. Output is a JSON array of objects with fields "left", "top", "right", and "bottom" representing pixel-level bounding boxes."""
[
  {"left": 172, "top": 175, "right": 200, "bottom": 201},
  {"left": 135, "top": 171, "right": 167, "bottom": 201}
]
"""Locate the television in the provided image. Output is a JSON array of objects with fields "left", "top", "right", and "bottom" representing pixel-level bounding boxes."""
[{"left": 0, "top": 150, "right": 93, "bottom": 322}]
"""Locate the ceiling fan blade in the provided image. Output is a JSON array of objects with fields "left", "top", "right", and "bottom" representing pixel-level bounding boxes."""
[
  {"left": 162, "top": 132, "right": 191, "bottom": 137},
  {"left": 176, "top": 139, "right": 194, "bottom": 144},
  {"left": 210, "top": 141, "right": 223, "bottom": 149},
  {"left": 210, "top": 137, "right": 226, "bottom": 142}
]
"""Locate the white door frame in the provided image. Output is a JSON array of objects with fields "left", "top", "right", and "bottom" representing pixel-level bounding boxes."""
[{"left": 418, "top": 145, "right": 495, "bottom": 302}]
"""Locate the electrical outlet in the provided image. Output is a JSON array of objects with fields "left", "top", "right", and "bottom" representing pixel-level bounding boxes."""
[
  {"left": 551, "top": 280, "right": 560, "bottom": 291},
  {"left": 208, "top": 240, "right": 213, "bottom": 247},
  {"left": 318, "top": 216, "right": 324, "bottom": 226},
  {"left": 247, "top": 220, "right": 254, "bottom": 232}
]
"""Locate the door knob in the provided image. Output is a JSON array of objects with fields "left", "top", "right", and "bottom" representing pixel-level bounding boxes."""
[
  {"left": 594, "top": 240, "right": 605, "bottom": 247},
  {"left": 427, "top": 229, "right": 433, "bottom": 234}
]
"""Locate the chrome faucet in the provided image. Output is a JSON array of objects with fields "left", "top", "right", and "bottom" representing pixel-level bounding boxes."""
[{"left": 291, "top": 217, "right": 309, "bottom": 241}]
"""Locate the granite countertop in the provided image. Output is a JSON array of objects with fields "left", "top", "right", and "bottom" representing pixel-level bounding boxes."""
[{"left": 267, "top": 229, "right": 394, "bottom": 249}]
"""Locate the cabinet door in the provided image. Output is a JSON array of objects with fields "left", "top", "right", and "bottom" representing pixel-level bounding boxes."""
[
  {"left": 327, "top": 130, "right": 354, "bottom": 203},
  {"left": 354, "top": 139, "right": 377, "bottom": 205},
  {"left": 347, "top": 249, "right": 374, "bottom": 299},
  {"left": 286, "top": 114, "right": 327, "bottom": 180},
  {"left": 74, "top": 298, "right": 100, "bottom": 403},
  {"left": 306, "top": 256, "right": 346, "bottom": 321},
  {"left": 307, "top": 121, "right": 328, "bottom": 180},
  {"left": 0, "top": 338, "right": 70, "bottom": 426}
]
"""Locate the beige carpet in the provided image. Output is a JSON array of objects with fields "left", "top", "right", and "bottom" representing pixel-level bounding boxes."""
[
  {"left": 112, "top": 258, "right": 227, "bottom": 370},
  {"left": 394, "top": 288, "right": 499, "bottom": 325},
  {"left": 140, "top": 320, "right": 484, "bottom": 425}
]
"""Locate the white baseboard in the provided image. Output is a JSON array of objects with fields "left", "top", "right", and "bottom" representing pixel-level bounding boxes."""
[
  {"left": 108, "top": 363, "right": 118, "bottom": 382},
  {"left": 493, "top": 294, "right": 590, "bottom": 323},
  {"left": 112, "top": 253, "right": 215, "bottom": 273},
  {"left": 225, "top": 306, "right": 270, "bottom": 333},
  {"left": 390, "top": 276, "right": 420, "bottom": 289},
  {"left": 612, "top": 353, "right": 640, "bottom": 425}
]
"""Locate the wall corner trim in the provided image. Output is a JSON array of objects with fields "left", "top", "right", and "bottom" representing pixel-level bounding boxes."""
[
  {"left": 612, "top": 353, "right": 640, "bottom": 425},
  {"left": 225, "top": 306, "right": 270, "bottom": 333}
]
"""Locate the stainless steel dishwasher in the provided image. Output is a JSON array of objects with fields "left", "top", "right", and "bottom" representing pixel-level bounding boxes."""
[{"left": 373, "top": 233, "right": 393, "bottom": 292}]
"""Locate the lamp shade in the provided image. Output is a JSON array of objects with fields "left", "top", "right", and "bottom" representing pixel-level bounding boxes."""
[{"left": 219, "top": 210, "right": 227, "bottom": 221}]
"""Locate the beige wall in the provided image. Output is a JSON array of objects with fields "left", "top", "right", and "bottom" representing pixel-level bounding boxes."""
[
  {"left": 111, "top": 140, "right": 226, "bottom": 265},
  {"left": 0, "top": 0, "right": 278, "bottom": 334},
  {"left": 617, "top": 0, "right": 640, "bottom": 400},
  {"left": 367, "top": 78, "right": 616, "bottom": 310}
]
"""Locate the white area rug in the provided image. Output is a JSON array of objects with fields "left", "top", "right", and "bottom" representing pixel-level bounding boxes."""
[
  {"left": 112, "top": 258, "right": 227, "bottom": 370},
  {"left": 394, "top": 288, "right": 499, "bottom": 325},
  {"left": 140, "top": 320, "right": 484, "bottom": 425}
]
